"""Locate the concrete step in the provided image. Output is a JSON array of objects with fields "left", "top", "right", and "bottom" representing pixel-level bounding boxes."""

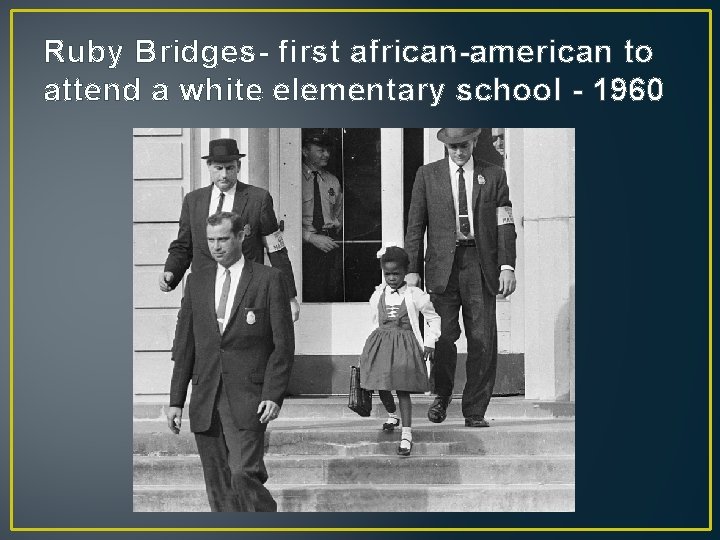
[
  {"left": 134, "top": 418, "right": 575, "bottom": 457},
  {"left": 134, "top": 454, "right": 574, "bottom": 486},
  {"left": 134, "top": 483, "right": 575, "bottom": 512},
  {"left": 134, "top": 395, "right": 574, "bottom": 421}
]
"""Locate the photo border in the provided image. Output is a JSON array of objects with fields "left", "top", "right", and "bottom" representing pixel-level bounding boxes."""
[{"left": 7, "top": 6, "right": 713, "bottom": 532}]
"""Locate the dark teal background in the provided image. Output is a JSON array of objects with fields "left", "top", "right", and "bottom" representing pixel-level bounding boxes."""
[{"left": 0, "top": 0, "right": 712, "bottom": 537}]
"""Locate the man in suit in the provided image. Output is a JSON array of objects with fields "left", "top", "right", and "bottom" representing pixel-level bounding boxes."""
[
  {"left": 167, "top": 211, "right": 294, "bottom": 512},
  {"left": 159, "top": 138, "right": 300, "bottom": 321},
  {"left": 404, "top": 128, "right": 517, "bottom": 428}
]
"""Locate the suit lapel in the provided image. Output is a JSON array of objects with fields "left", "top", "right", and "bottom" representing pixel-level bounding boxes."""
[
  {"left": 233, "top": 183, "right": 250, "bottom": 221},
  {"left": 472, "top": 163, "right": 483, "bottom": 210},
  {"left": 205, "top": 267, "right": 219, "bottom": 333},
  {"left": 226, "top": 260, "right": 253, "bottom": 329},
  {"left": 198, "top": 186, "right": 213, "bottom": 258},
  {"left": 436, "top": 161, "right": 455, "bottom": 216}
]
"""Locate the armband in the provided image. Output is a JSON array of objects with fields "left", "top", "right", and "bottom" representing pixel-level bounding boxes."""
[
  {"left": 497, "top": 206, "right": 514, "bottom": 226},
  {"left": 263, "top": 230, "right": 286, "bottom": 253}
]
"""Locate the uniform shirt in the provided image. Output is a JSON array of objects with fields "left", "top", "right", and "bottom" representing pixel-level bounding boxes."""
[
  {"left": 215, "top": 256, "right": 245, "bottom": 333},
  {"left": 209, "top": 183, "right": 237, "bottom": 216},
  {"left": 302, "top": 164, "right": 343, "bottom": 242}
]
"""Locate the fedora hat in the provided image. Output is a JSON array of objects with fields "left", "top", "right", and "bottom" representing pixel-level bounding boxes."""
[
  {"left": 437, "top": 128, "right": 482, "bottom": 144},
  {"left": 201, "top": 138, "right": 246, "bottom": 161},
  {"left": 302, "top": 129, "right": 334, "bottom": 148}
]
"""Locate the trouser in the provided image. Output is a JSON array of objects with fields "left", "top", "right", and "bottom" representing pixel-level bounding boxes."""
[
  {"left": 302, "top": 242, "right": 343, "bottom": 302},
  {"left": 193, "top": 380, "right": 276, "bottom": 512},
  {"left": 430, "top": 245, "right": 498, "bottom": 419}
]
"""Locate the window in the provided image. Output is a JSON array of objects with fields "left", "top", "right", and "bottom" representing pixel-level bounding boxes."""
[{"left": 301, "top": 128, "right": 382, "bottom": 302}]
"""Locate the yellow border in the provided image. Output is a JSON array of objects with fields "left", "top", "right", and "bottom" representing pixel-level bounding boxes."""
[
  {"left": 8, "top": 7, "right": 14, "bottom": 536},
  {"left": 7, "top": 7, "right": 713, "bottom": 533}
]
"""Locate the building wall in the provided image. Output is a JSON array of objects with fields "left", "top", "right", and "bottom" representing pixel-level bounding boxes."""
[
  {"left": 133, "top": 128, "right": 193, "bottom": 395},
  {"left": 521, "top": 128, "right": 576, "bottom": 401}
]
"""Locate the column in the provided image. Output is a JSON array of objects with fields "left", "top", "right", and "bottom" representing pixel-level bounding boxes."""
[{"left": 523, "top": 129, "right": 575, "bottom": 401}]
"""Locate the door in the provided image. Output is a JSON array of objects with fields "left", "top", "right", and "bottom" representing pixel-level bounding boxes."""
[{"left": 274, "top": 128, "right": 409, "bottom": 394}]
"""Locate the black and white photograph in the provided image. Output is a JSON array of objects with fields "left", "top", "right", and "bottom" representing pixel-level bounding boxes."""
[{"left": 132, "top": 127, "right": 576, "bottom": 512}]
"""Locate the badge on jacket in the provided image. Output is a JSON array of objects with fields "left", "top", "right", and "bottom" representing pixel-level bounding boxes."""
[
  {"left": 246, "top": 310, "right": 256, "bottom": 325},
  {"left": 476, "top": 173, "right": 486, "bottom": 185}
]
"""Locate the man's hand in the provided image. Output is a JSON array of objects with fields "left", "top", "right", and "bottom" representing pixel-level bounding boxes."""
[
  {"left": 309, "top": 234, "right": 339, "bottom": 253},
  {"left": 257, "top": 400, "right": 280, "bottom": 424},
  {"left": 290, "top": 297, "right": 300, "bottom": 322},
  {"left": 167, "top": 406, "right": 183, "bottom": 434},
  {"left": 159, "top": 271, "right": 175, "bottom": 292},
  {"left": 498, "top": 269, "right": 517, "bottom": 298},
  {"left": 423, "top": 346, "right": 435, "bottom": 362},
  {"left": 405, "top": 272, "right": 421, "bottom": 287}
]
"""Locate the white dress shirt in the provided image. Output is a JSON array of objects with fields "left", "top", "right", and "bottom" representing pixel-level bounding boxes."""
[
  {"left": 209, "top": 183, "right": 237, "bottom": 216},
  {"left": 448, "top": 157, "right": 514, "bottom": 272},
  {"left": 448, "top": 157, "right": 476, "bottom": 240},
  {"left": 215, "top": 256, "right": 245, "bottom": 333}
]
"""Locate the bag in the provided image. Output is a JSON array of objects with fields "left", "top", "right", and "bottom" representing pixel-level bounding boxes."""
[{"left": 348, "top": 366, "right": 373, "bottom": 417}]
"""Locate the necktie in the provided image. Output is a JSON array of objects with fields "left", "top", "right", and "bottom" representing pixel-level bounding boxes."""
[
  {"left": 215, "top": 192, "right": 225, "bottom": 215},
  {"left": 216, "top": 268, "right": 231, "bottom": 333},
  {"left": 311, "top": 171, "right": 325, "bottom": 233},
  {"left": 458, "top": 167, "right": 471, "bottom": 237}
]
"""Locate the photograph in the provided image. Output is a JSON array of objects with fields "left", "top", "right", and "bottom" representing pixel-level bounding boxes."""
[{"left": 132, "top": 127, "right": 576, "bottom": 512}]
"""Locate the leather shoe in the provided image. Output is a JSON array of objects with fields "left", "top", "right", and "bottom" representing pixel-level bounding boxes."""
[
  {"left": 397, "top": 438, "right": 413, "bottom": 457},
  {"left": 382, "top": 417, "right": 400, "bottom": 432},
  {"left": 464, "top": 416, "right": 490, "bottom": 428},
  {"left": 427, "top": 396, "right": 452, "bottom": 423}
]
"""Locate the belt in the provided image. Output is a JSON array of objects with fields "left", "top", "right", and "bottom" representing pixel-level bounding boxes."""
[{"left": 456, "top": 238, "right": 476, "bottom": 247}]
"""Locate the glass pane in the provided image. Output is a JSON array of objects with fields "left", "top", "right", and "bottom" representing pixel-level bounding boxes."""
[{"left": 301, "top": 128, "right": 382, "bottom": 302}]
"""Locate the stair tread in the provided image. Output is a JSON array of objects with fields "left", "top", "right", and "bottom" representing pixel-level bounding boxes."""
[
  {"left": 134, "top": 396, "right": 575, "bottom": 420},
  {"left": 134, "top": 417, "right": 575, "bottom": 432},
  {"left": 135, "top": 483, "right": 575, "bottom": 490},
  {"left": 135, "top": 454, "right": 574, "bottom": 462}
]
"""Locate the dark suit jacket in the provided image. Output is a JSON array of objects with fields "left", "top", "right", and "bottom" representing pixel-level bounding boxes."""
[
  {"left": 404, "top": 158, "right": 517, "bottom": 295},
  {"left": 164, "top": 183, "right": 297, "bottom": 297},
  {"left": 169, "top": 261, "right": 295, "bottom": 433}
]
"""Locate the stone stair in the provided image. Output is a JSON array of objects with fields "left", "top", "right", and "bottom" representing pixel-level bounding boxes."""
[{"left": 133, "top": 396, "right": 575, "bottom": 512}]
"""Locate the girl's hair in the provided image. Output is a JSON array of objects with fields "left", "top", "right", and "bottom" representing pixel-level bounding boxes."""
[{"left": 380, "top": 246, "right": 410, "bottom": 270}]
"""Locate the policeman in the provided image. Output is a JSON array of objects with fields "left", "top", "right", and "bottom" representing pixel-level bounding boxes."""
[{"left": 301, "top": 130, "right": 344, "bottom": 302}]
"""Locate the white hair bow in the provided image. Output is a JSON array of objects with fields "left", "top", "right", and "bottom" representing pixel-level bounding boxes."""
[{"left": 376, "top": 242, "right": 399, "bottom": 259}]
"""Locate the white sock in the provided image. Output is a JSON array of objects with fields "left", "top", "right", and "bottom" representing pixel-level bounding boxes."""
[
  {"left": 387, "top": 412, "right": 399, "bottom": 424},
  {"left": 401, "top": 427, "right": 412, "bottom": 441}
]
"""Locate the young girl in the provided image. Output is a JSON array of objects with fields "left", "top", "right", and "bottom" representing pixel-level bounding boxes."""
[{"left": 359, "top": 246, "right": 441, "bottom": 456}]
